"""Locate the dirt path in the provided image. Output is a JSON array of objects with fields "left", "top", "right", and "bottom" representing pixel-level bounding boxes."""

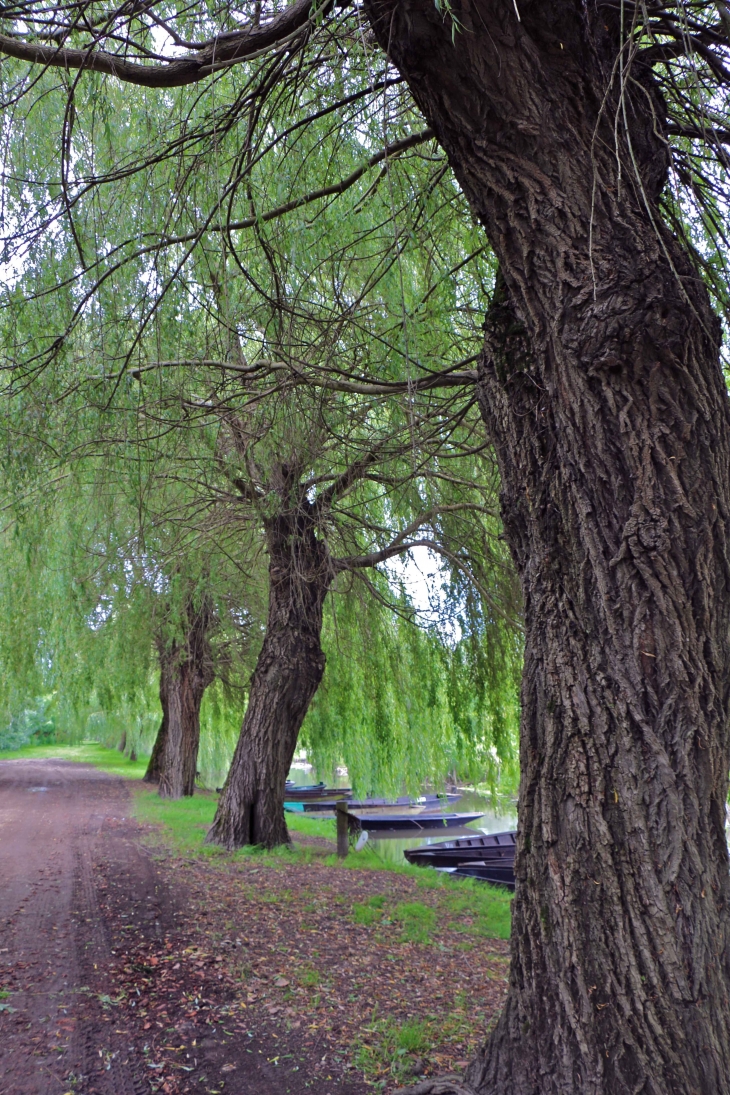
[{"left": 0, "top": 759, "right": 325, "bottom": 1095}]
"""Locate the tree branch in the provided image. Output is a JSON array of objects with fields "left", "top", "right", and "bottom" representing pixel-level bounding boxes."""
[
  {"left": 315, "top": 450, "right": 380, "bottom": 513},
  {"left": 666, "top": 122, "right": 730, "bottom": 145},
  {"left": 159, "top": 128, "right": 434, "bottom": 243},
  {"left": 0, "top": 0, "right": 324, "bottom": 87},
  {"left": 335, "top": 503, "right": 489, "bottom": 571},
  {"left": 338, "top": 536, "right": 440, "bottom": 570},
  {"left": 95, "top": 352, "right": 477, "bottom": 394},
  {"left": 289, "top": 359, "right": 476, "bottom": 395}
]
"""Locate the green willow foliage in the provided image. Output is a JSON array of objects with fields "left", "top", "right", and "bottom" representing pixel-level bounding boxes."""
[
  {"left": 0, "top": 25, "right": 524, "bottom": 793},
  {"left": 0, "top": 481, "right": 160, "bottom": 742},
  {"left": 0, "top": 4, "right": 727, "bottom": 804},
  {"left": 0, "top": 468, "right": 265, "bottom": 758},
  {"left": 302, "top": 577, "right": 521, "bottom": 798}
]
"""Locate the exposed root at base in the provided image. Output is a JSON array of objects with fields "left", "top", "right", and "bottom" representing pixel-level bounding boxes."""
[{"left": 394, "top": 1076, "right": 477, "bottom": 1095}]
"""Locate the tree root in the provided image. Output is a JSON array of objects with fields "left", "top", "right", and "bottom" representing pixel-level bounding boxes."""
[{"left": 393, "top": 1076, "right": 477, "bottom": 1095}]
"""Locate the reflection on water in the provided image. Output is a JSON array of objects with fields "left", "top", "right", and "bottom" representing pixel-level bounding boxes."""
[
  {"left": 365, "top": 806, "right": 519, "bottom": 866},
  {"left": 287, "top": 765, "right": 517, "bottom": 868},
  {"left": 287, "top": 764, "right": 351, "bottom": 790}
]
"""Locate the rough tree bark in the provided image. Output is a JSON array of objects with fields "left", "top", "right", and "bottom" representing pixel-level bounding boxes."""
[
  {"left": 143, "top": 598, "right": 215, "bottom": 799},
  {"left": 143, "top": 664, "right": 170, "bottom": 785},
  {"left": 365, "top": 2, "right": 730, "bottom": 1093},
  {"left": 205, "top": 502, "right": 333, "bottom": 849}
]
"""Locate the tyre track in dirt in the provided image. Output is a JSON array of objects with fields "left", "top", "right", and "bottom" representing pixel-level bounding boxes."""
[
  {"left": 0, "top": 759, "right": 152, "bottom": 1095},
  {"left": 68, "top": 832, "right": 151, "bottom": 1095},
  {"left": 0, "top": 758, "right": 362, "bottom": 1095}
]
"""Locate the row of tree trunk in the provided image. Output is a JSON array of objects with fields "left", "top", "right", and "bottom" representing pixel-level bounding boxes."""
[
  {"left": 140, "top": 506, "right": 332, "bottom": 854},
  {"left": 127, "top": 3, "right": 730, "bottom": 1085},
  {"left": 143, "top": 596, "right": 216, "bottom": 799}
]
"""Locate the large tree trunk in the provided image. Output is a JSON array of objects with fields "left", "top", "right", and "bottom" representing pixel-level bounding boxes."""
[
  {"left": 206, "top": 507, "right": 332, "bottom": 850},
  {"left": 144, "top": 599, "right": 215, "bottom": 799},
  {"left": 143, "top": 660, "right": 171, "bottom": 785},
  {"left": 366, "top": 3, "right": 730, "bottom": 1093}
]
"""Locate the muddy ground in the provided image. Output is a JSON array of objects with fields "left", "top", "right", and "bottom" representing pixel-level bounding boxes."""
[
  {"left": 0, "top": 760, "right": 508, "bottom": 1095},
  {"left": 0, "top": 759, "right": 347, "bottom": 1095}
]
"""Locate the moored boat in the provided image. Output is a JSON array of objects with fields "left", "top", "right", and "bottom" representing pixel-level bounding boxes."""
[
  {"left": 283, "top": 785, "right": 351, "bottom": 802},
  {"left": 440, "top": 862, "right": 516, "bottom": 890},
  {"left": 349, "top": 792, "right": 461, "bottom": 808},
  {"left": 348, "top": 810, "right": 485, "bottom": 832},
  {"left": 287, "top": 792, "right": 462, "bottom": 813},
  {"left": 404, "top": 830, "right": 516, "bottom": 868}
]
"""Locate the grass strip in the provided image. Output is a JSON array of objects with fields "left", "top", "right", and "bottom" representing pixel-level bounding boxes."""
[
  {"left": 3, "top": 741, "right": 512, "bottom": 939},
  {"left": 0, "top": 740, "right": 149, "bottom": 779}
]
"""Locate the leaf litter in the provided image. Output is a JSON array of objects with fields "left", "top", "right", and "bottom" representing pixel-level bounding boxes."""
[{"left": 94, "top": 819, "right": 511, "bottom": 1093}]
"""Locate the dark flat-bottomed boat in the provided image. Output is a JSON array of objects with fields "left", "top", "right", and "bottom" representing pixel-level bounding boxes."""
[
  {"left": 404, "top": 830, "right": 516, "bottom": 868},
  {"left": 287, "top": 792, "right": 462, "bottom": 813},
  {"left": 348, "top": 810, "right": 485, "bottom": 832},
  {"left": 440, "top": 862, "right": 516, "bottom": 890}
]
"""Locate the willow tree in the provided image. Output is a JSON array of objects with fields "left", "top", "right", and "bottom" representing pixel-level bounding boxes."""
[
  {"left": 0, "top": 34, "right": 517, "bottom": 848},
  {"left": 78, "top": 517, "right": 264, "bottom": 799},
  {"left": 83, "top": 528, "right": 264, "bottom": 799},
  {"left": 2, "top": 0, "right": 730, "bottom": 1090},
  {"left": 0, "top": 418, "right": 265, "bottom": 796},
  {"left": 302, "top": 570, "right": 522, "bottom": 799},
  {"left": 201, "top": 366, "right": 511, "bottom": 848},
  {"left": 143, "top": 591, "right": 216, "bottom": 796}
]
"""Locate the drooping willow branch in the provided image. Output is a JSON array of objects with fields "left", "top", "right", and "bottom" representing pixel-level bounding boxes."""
[{"left": 0, "top": 0, "right": 332, "bottom": 87}]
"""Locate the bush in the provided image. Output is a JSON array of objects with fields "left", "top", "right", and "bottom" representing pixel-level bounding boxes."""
[{"left": 0, "top": 701, "right": 56, "bottom": 750}]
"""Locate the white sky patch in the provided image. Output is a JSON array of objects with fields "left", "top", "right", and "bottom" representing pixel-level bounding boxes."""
[{"left": 384, "top": 544, "right": 462, "bottom": 643}]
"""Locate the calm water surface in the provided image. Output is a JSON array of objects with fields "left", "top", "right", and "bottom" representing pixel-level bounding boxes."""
[{"left": 286, "top": 765, "right": 517, "bottom": 867}]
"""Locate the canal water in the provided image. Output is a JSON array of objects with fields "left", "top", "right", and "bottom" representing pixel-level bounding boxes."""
[{"left": 287, "top": 765, "right": 517, "bottom": 867}]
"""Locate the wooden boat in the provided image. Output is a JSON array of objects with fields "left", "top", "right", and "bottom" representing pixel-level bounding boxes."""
[
  {"left": 350, "top": 792, "right": 461, "bottom": 808},
  {"left": 285, "top": 802, "right": 435, "bottom": 818},
  {"left": 288, "top": 792, "right": 462, "bottom": 813},
  {"left": 283, "top": 785, "right": 351, "bottom": 802},
  {"left": 284, "top": 805, "right": 339, "bottom": 818},
  {"left": 348, "top": 810, "right": 485, "bottom": 832},
  {"left": 404, "top": 830, "right": 516, "bottom": 868},
  {"left": 445, "top": 862, "right": 516, "bottom": 891}
]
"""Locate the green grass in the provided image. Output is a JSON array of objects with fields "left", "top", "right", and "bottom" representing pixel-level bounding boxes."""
[
  {"left": 284, "top": 811, "right": 337, "bottom": 840},
  {"left": 352, "top": 901, "right": 383, "bottom": 926},
  {"left": 0, "top": 740, "right": 150, "bottom": 780},
  {"left": 393, "top": 901, "right": 437, "bottom": 943},
  {"left": 135, "top": 787, "right": 340, "bottom": 851},
  {"left": 440, "top": 887, "right": 512, "bottom": 940},
  {"left": 351, "top": 899, "right": 440, "bottom": 943},
  {"left": 4, "top": 742, "right": 512, "bottom": 939},
  {"left": 134, "top": 790, "right": 338, "bottom": 868},
  {"left": 135, "top": 788, "right": 219, "bottom": 852},
  {"left": 319, "top": 844, "right": 512, "bottom": 939},
  {"left": 296, "top": 966, "right": 321, "bottom": 988},
  {"left": 354, "top": 1016, "right": 432, "bottom": 1084},
  {"left": 135, "top": 790, "right": 510, "bottom": 938},
  {"left": 351, "top": 892, "right": 388, "bottom": 926},
  {"left": 351, "top": 885, "right": 509, "bottom": 946},
  {"left": 134, "top": 790, "right": 511, "bottom": 938}
]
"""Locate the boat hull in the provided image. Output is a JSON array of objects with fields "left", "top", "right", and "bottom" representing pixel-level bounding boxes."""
[
  {"left": 349, "top": 811, "right": 485, "bottom": 832},
  {"left": 287, "top": 792, "right": 462, "bottom": 813},
  {"left": 446, "top": 862, "right": 516, "bottom": 890},
  {"left": 283, "top": 788, "right": 351, "bottom": 802},
  {"left": 404, "top": 830, "right": 517, "bottom": 868}
]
